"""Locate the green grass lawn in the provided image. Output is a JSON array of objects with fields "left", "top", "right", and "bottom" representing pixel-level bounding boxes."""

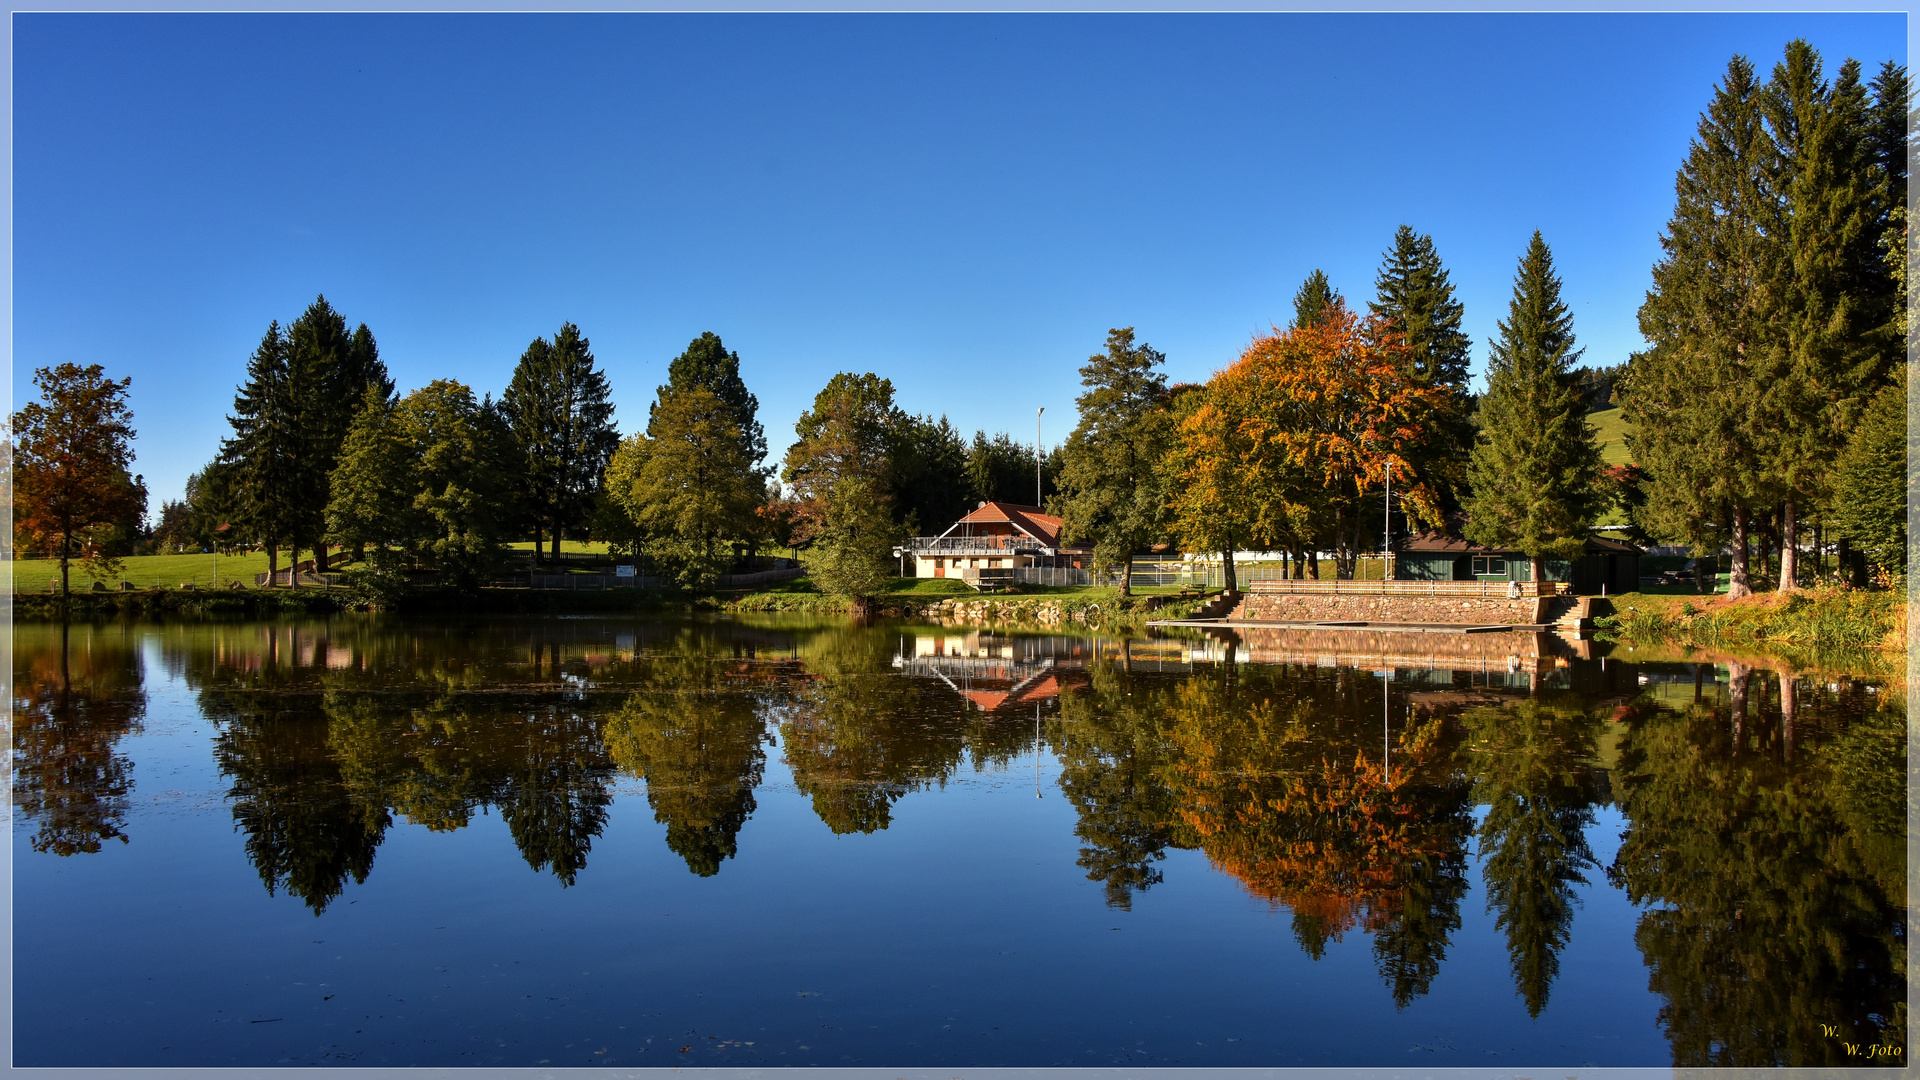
[
  {"left": 1589, "top": 406, "right": 1634, "bottom": 466},
  {"left": 11, "top": 551, "right": 279, "bottom": 592}
]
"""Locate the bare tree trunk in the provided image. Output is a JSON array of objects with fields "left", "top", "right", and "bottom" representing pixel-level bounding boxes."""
[
  {"left": 267, "top": 543, "right": 280, "bottom": 588},
  {"left": 1221, "top": 545, "right": 1237, "bottom": 594},
  {"left": 1119, "top": 557, "right": 1133, "bottom": 597},
  {"left": 1695, "top": 551, "right": 1713, "bottom": 594},
  {"left": 1531, "top": 556, "right": 1545, "bottom": 592},
  {"left": 1727, "top": 505, "right": 1752, "bottom": 600},
  {"left": 313, "top": 542, "right": 330, "bottom": 575},
  {"left": 1308, "top": 548, "right": 1320, "bottom": 579},
  {"left": 1777, "top": 499, "right": 1799, "bottom": 593},
  {"left": 552, "top": 524, "right": 562, "bottom": 563},
  {"left": 58, "top": 526, "right": 71, "bottom": 599}
]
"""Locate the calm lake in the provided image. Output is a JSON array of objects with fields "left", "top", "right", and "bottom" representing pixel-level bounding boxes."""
[{"left": 11, "top": 616, "right": 1907, "bottom": 1069}]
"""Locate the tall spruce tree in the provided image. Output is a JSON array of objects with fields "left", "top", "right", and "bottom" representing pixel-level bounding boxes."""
[
  {"left": 1462, "top": 233, "right": 1604, "bottom": 584},
  {"left": 225, "top": 321, "right": 306, "bottom": 586},
  {"left": 1762, "top": 45, "right": 1889, "bottom": 591},
  {"left": 284, "top": 296, "right": 392, "bottom": 573},
  {"left": 503, "top": 322, "right": 618, "bottom": 563},
  {"left": 1627, "top": 54, "right": 1779, "bottom": 598},
  {"left": 1055, "top": 327, "right": 1173, "bottom": 595},
  {"left": 1290, "top": 270, "right": 1342, "bottom": 329},
  {"left": 1371, "top": 225, "right": 1475, "bottom": 511},
  {"left": 653, "top": 332, "right": 766, "bottom": 464}
]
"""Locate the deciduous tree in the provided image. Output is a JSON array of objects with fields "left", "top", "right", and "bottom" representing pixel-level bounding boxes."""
[{"left": 11, "top": 363, "right": 146, "bottom": 597}]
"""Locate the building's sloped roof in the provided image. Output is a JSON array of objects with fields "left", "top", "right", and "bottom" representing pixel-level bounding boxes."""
[
  {"left": 1399, "top": 528, "right": 1643, "bottom": 556},
  {"left": 940, "top": 501, "right": 1088, "bottom": 550}
]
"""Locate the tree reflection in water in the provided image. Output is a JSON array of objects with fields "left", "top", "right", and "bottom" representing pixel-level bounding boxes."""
[
  {"left": 11, "top": 623, "right": 145, "bottom": 855},
  {"left": 14, "top": 617, "right": 1905, "bottom": 1063},
  {"left": 1607, "top": 667, "right": 1906, "bottom": 1067}
]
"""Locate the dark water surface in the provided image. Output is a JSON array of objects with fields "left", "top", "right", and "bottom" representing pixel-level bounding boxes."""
[{"left": 11, "top": 616, "right": 1906, "bottom": 1068}]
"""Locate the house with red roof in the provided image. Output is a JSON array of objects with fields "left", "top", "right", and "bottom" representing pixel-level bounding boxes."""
[{"left": 902, "top": 500, "right": 1094, "bottom": 579}]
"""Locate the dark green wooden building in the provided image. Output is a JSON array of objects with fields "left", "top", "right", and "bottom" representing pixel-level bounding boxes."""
[{"left": 1394, "top": 529, "right": 1641, "bottom": 594}]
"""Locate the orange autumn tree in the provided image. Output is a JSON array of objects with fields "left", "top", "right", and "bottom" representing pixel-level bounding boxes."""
[{"left": 1190, "top": 301, "right": 1448, "bottom": 579}]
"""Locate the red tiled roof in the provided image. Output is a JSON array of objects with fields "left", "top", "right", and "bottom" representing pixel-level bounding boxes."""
[{"left": 941, "top": 501, "right": 1087, "bottom": 550}]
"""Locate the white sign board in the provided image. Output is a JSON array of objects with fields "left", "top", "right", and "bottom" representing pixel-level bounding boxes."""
[{"left": 615, "top": 565, "right": 636, "bottom": 578}]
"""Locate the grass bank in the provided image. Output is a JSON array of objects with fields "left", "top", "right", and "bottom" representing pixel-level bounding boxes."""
[
  {"left": 721, "top": 577, "right": 1217, "bottom": 628},
  {"left": 1596, "top": 586, "right": 1905, "bottom": 652},
  {"left": 12, "top": 586, "right": 347, "bottom": 621}
]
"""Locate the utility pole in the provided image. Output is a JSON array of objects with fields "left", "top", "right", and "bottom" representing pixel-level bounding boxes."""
[{"left": 1036, "top": 407, "right": 1045, "bottom": 508}]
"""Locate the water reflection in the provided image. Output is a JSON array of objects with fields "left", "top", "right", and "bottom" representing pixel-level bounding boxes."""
[
  {"left": 10, "top": 618, "right": 1906, "bottom": 1065},
  {"left": 11, "top": 623, "right": 145, "bottom": 854}
]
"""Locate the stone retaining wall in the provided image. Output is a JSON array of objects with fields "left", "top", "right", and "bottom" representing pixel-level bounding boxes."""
[
  {"left": 1232, "top": 626, "right": 1553, "bottom": 667},
  {"left": 1231, "top": 593, "right": 1545, "bottom": 625}
]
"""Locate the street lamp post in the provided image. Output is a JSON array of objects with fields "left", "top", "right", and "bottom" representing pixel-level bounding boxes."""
[{"left": 1036, "top": 407, "right": 1045, "bottom": 507}]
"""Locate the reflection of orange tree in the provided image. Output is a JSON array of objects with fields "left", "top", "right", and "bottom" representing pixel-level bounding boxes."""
[
  {"left": 1150, "top": 665, "right": 1473, "bottom": 1005},
  {"left": 1609, "top": 679, "right": 1905, "bottom": 1066},
  {"left": 11, "top": 623, "right": 146, "bottom": 855}
]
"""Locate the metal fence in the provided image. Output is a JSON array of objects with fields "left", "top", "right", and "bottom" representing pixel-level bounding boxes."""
[{"left": 1245, "top": 577, "right": 1565, "bottom": 597}]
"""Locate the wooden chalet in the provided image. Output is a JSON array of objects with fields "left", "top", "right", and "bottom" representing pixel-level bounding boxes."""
[{"left": 903, "top": 501, "right": 1093, "bottom": 579}]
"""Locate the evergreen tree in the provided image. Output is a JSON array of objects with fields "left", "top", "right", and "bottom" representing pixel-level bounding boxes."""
[
  {"left": 1290, "top": 269, "right": 1342, "bottom": 329},
  {"left": 1827, "top": 377, "right": 1909, "bottom": 577},
  {"left": 325, "top": 386, "right": 417, "bottom": 556},
  {"left": 1462, "top": 233, "right": 1605, "bottom": 583},
  {"left": 781, "top": 371, "right": 900, "bottom": 518},
  {"left": 887, "top": 413, "right": 970, "bottom": 534},
  {"left": 966, "top": 430, "right": 1055, "bottom": 507},
  {"left": 1627, "top": 55, "right": 1778, "bottom": 597},
  {"left": 225, "top": 321, "right": 306, "bottom": 585},
  {"left": 285, "top": 296, "right": 392, "bottom": 573},
  {"left": 1370, "top": 226, "right": 1473, "bottom": 389},
  {"left": 502, "top": 322, "right": 618, "bottom": 563},
  {"left": 1763, "top": 46, "right": 1890, "bottom": 590},
  {"left": 1370, "top": 226, "right": 1475, "bottom": 511},
  {"left": 1055, "top": 327, "right": 1173, "bottom": 595},
  {"left": 654, "top": 331, "right": 766, "bottom": 464}
]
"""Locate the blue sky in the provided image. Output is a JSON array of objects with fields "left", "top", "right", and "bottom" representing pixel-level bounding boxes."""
[{"left": 13, "top": 12, "right": 1906, "bottom": 509}]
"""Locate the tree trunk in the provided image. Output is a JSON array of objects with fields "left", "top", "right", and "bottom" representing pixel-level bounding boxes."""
[
  {"left": 1727, "top": 505, "right": 1752, "bottom": 600},
  {"left": 1530, "top": 556, "right": 1544, "bottom": 593},
  {"left": 1221, "top": 545, "right": 1237, "bottom": 594},
  {"left": 267, "top": 543, "right": 280, "bottom": 588},
  {"left": 1118, "top": 557, "right": 1133, "bottom": 597},
  {"left": 1728, "top": 660, "right": 1749, "bottom": 749},
  {"left": 1779, "top": 672, "right": 1795, "bottom": 762},
  {"left": 1777, "top": 500, "right": 1798, "bottom": 593},
  {"left": 552, "top": 524, "right": 562, "bottom": 563},
  {"left": 1694, "top": 551, "right": 1713, "bottom": 594},
  {"left": 1308, "top": 548, "right": 1320, "bottom": 579},
  {"left": 58, "top": 525, "right": 72, "bottom": 600},
  {"left": 314, "top": 543, "right": 330, "bottom": 575}
]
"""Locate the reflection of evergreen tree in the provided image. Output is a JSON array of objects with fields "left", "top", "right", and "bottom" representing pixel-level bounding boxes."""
[
  {"left": 605, "top": 650, "right": 771, "bottom": 877},
  {"left": 500, "top": 705, "right": 612, "bottom": 886},
  {"left": 1054, "top": 660, "right": 1177, "bottom": 909},
  {"left": 1610, "top": 678, "right": 1906, "bottom": 1066},
  {"left": 217, "top": 710, "right": 389, "bottom": 915},
  {"left": 1460, "top": 696, "right": 1605, "bottom": 1017},
  {"left": 11, "top": 624, "right": 145, "bottom": 855}
]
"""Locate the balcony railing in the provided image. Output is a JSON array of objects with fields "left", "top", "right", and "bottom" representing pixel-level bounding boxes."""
[{"left": 902, "top": 535, "right": 1051, "bottom": 556}]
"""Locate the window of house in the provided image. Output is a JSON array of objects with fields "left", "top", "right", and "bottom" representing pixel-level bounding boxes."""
[{"left": 1473, "top": 555, "right": 1508, "bottom": 577}]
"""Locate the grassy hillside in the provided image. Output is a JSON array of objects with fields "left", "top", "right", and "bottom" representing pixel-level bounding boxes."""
[{"left": 1588, "top": 406, "right": 1634, "bottom": 466}]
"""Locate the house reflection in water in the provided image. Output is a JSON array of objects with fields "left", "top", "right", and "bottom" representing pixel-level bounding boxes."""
[{"left": 892, "top": 631, "right": 1097, "bottom": 713}]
